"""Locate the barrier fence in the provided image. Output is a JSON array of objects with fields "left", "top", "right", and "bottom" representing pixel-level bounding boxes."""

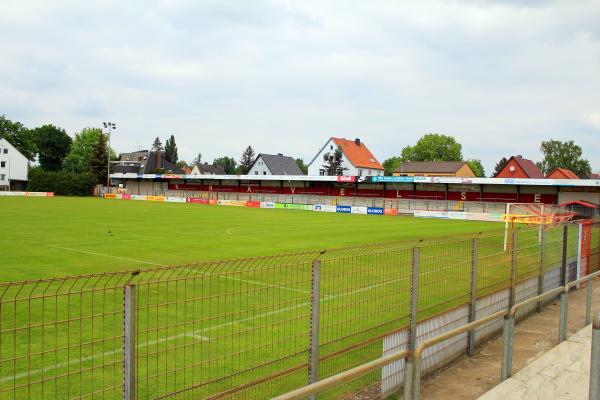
[{"left": 0, "top": 222, "right": 598, "bottom": 399}]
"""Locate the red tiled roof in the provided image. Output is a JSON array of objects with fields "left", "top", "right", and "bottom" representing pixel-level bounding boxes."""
[
  {"left": 512, "top": 156, "right": 545, "bottom": 178},
  {"left": 331, "top": 138, "right": 383, "bottom": 170},
  {"left": 559, "top": 200, "right": 598, "bottom": 208},
  {"left": 546, "top": 167, "right": 579, "bottom": 179}
]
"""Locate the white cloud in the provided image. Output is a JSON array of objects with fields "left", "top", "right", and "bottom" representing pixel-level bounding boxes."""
[{"left": 0, "top": 0, "right": 599, "bottom": 174}]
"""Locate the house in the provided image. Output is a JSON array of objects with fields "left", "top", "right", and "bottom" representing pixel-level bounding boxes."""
[
  {"left": 248, "top": 153, "right": 304, "bottom": 176},
  {"left": 307, "top": 137, "right": 384, "bottom": 176},
  {"left": 393, "top": 161, "right": 475, "bottom": 177},
  {"left": 0, "top": 138, "right": 28, "bottom": 190},
  {"left": 546, "top": 167, "right": 579, "bottom": 179},
  {"left": 191, "top": 163, "right": 226, "bottom": 175},
  {"left": 180, "top": 165, "right": 192, "bottom": 174},
  {"left": 589, "top": 173, "right": 599, "bottom": 180},
  {"left": 493, "top": 155, "right": 545, "bottom": 179},
  {"left": 114, "top": 150, "right": 182, "bottom": 174}
]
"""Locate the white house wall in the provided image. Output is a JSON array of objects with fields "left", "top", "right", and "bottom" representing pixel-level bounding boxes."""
[
  {"left": 307, "top": 138, "right": 382, "bottom": 176},
  {"left": 0, "top": 138, "right": 28, "bottom": 184},
  {"left": 248, "top": 156, "right": 272, "bottom": 176}
]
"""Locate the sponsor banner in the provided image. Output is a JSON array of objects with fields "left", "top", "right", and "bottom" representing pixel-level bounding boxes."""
[
  {"left": 187, "top": 198, "right": 209, "bottom": 204},
  {"left": 274, "top": 202, "right": 286, "bottom": 209},
  {"left": 146, "top": 196, "right": 165, "bottom": 202},
  {"left": 131, "top": 195, "right": 147, "bottom": 201},
  {"left": 163, "top": 174, "right": 183, "bottom": 179},
  {"left": 218, "top": 199, "right": 246, "bottom": 207},
  {"left": 448, "top": 211, "right": 467, "bottom": 220},
  {"left": 261, "top": 201, "right": 275, "bottom": 209},
  {"left": 121, "top": 194, "right": 131, "bottom": 200},
  {"left": 284, "top": 203, "right": 305, "bottom": 210},
  {"left": 166, "top": 197, "right": 186, "bottom": 203},
  {"left": 336, "top": 205, "right": 352, "bottom": 213},
  {"left": 371, "top": 176, "right": 414, "bottom": 183},
  {"left": 209, "top": 199, "right": 218, "bottom": 205},
  {"left": 245, "top": 201, "right": 261, "bottom": 208},
  {"left": 384, "top": 208, "right": 399, "bottom": 216},
  {"left": 104, "top": 193, "right": 117, "bottom": 199},
  {"left": 367, "top": 207, "right": 384, "bottom": 215},
  {"left": 351, "top": 206, "right": 368, "bottom": 215},
  {"left": 303, "top": 204, "right": 313, "bottom": 211},
  {"left": 336, "top": 176, "right": 356, "bottom": 183},
  {"left": 414, "top": 210, "right": 449, "bottom": 219},
  {"left": 464, "top": 212, "right": 503, "bottom": 222},
  {"left": 313, "top": 204, "right": 337, "bottom": 213},
  {"left": 502, "top": 213, "right": 550, "bottom": 225},
  {"left": 0, "top": 191, "right": 54, "bottom": 197}
]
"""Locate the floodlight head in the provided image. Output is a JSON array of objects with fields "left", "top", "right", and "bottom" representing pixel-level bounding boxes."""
[{"left": 103, "top": 122, "right": 108, "bottom": 128}]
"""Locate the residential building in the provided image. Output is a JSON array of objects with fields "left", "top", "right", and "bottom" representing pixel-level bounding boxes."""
[
  {"left": 248, "top": 153, "right": 304, "bottom": 176},
  {"left": 114, "top": 150, "right": 182, "bottom": 174},
  {"left": 546, "top": 168, "right": 579, "bottom": 179},
  {"left": 493, "top": 155, "right": 545, "bottom": 179},
  {"left": 589, "top": 173, "right": 599, "bottom": 180},
  {"left": 393, "top": 161, "right": 475, "bottom": 177},
  {"left": 0, "top": 138, "right": 28, "bottom": 190},
  {"left": 307, "top": 137, "right": 384, "bottom": 176},
  {"left": 191, "top": 163, "right": 226, "bottom": 175}
]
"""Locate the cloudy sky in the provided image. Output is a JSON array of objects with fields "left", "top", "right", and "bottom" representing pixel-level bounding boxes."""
[{"left": 1, "top": 0, "right": 599, "bottom": 174}]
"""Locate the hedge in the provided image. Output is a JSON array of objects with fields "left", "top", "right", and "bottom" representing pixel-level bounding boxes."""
[{"left": 27, "top": 168, "right": 97, "bottom": 196}]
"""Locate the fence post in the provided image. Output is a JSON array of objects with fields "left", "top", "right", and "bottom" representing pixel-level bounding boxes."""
[
  {"left": 123, "top": 284, "right": 137, "bottom": 400},
  {"left": 561, "top": 225, "right": 568, "bottom": 286},
  {"left": 403, "top": 247, "right": 420, "bottom": 400},
  {"left": 308, "top": 260, "right": 321, "bottom": 399},
  {"left": 587, "top": 279, "right": 593, "bottom": 326},
  {"left": 537, "top": 228, "right": 546, "bottom": 313},
  {"left": 467, "top": 238, "right": 478, "bottom": 356},
  {"left": 590, "top": 312, "right": 600, "bottom": 400},
  {"left": 509, "top": 231, "right": 518, "bottom": 308},
  {"left": 501, "top": 315, "right": 515, "bottom": 381},
  {"left": 559, "top": 290, "right": 568, "bottom": 342}
]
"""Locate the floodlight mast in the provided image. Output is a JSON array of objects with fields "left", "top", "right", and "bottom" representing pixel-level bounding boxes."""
[{"left": 103, "top": 122, "right": 116, "bottom": 189}]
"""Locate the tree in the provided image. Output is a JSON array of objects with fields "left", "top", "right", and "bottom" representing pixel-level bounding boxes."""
[
  {"left": 0, "top": 115, "right": 37, "bottom": 160},
  {"left": 493, "top": 157, "right": 508, "bottom": 177},
  {"left": 537, "top": 139, "right": 591, "bottom": 178},
  {"left": 164, "top": 135, "right": 178, "bottom": 163},
  {"left": 400, "top": 133, "right": 463, "bottom": 162},
  {"left": 63, "top": 128, "right": 104, "bottom": 173},
  {"left": 322, "top": 145, "right": 347, "bottom": 175},
  {"left": 192, "top": 152, "right": 202, "bottom": 167},
  {"left": 466, "top": 159, "right": 485, "bottom": 177},
  {"left": 213, "top": 156, "right": 237, "bottom": 174},
  {"left": 382, "top": 156, "right": 402, "bottom": 176},
  {"left": 152, "top": 137, "right": 163, "bottom": 153},
  {"left": 33, "top": 125, "right": 72, "bottom": 171},
  {"left": 295, "top": 158, "right": 308, "bottom": 175},
  {"left": 88, "top": 133, "right": 108, "bottom": 184},
  {"left": 238, "top": 146, "right": 255, "bottom": 174}
]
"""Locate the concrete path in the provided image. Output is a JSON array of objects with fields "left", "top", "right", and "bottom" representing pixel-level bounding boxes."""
[{"left": 477, "top": 324, "right": 592, "bottom": 400}]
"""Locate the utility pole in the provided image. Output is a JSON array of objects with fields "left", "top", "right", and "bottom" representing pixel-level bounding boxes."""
[{"left": 103, "top": 122, "right": 116, "bottom": 188}]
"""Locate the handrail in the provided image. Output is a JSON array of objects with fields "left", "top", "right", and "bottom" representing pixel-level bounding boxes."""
[
  {"left": 271, "top": 349, "right": 409, "bottom": 400},
  {"left": 508, "top": 287, "right": 563, "bottom": 318},
  {"left": 566, "top": 270, "right": 600, "bottom": 291}
]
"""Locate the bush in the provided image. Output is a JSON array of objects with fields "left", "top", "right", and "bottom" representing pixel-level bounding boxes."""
[{"left": 27, "top": 168, "right": 96, "bottom": 196}]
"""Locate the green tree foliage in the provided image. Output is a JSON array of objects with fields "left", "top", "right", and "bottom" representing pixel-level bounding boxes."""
[
  {"left": 164, "top": 135, "right": 178, "bottom": 163},
  {"left": 192, "top": 152, "right": 202, "bottom": 166},
  {"left": 213, "top": 156, "right": 236, "bottom": 174},
  {"left": 400, "top": 133, "right": 463, "bottom": 162},
  {"left": 27, "top": 167, "right": 96, "bottom": 196},
  {"left": 0, "top": 115, "right": 37, "bottom": 160},
  {"left": 238, "top": 146, "right": 255, "bottom": 174},
  {"left": 63, "top": 128, "right": 104, "bottom": 173},
  {"left": 322, "top": 145, "right": 347, "bottom": 175},
  {"left": 382, "top": 156, "right": 402, "bottom": 176},
  {"left": 466, "top": 159, "right": 485, "bottom": 177},
  {"left": 536, "top": 139, "right": 591, "bottom": 178},
  {"left": 33, "top": 125, "right": 72, "bottom": 171},
  {"left": 493, "top": 157, "right": 508, "bottom": 177},
  {"left": 295, "top": 158, "right": 308, "bottom": 175},
  {"left": 152, "top": 137, "right": 163, "bottom": 153},
  {"left": 88, "top": 133, "right": 108, "bottom": 185}
]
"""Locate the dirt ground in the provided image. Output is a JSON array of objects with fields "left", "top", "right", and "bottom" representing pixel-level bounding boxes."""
[{"left": 418, "top": 277, "right": 600, "bottom": 399}]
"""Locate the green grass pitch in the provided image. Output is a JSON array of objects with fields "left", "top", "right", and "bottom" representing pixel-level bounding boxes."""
[{"left": 1, "top": 197, "right": 569, "bottom": 399}]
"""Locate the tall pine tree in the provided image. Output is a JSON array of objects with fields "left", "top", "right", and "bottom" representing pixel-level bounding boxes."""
[
  {"left": 238, "top": 146, "right": 255, "bottom": 174},
  {"left": 164, "top": 135, "right": 178, "bottom": 163},
  {"left": 88, "top": 133, "right": 108, "bottom": 185}
]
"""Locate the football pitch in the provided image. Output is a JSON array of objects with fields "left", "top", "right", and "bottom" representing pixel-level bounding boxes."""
[{"left": 1, "top": 197, "right": 570, "bottom": 399}]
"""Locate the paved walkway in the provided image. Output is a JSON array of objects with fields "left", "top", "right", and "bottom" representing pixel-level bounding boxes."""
[{"left": 478, "top": 324, "right": 592, "bottom": 400}]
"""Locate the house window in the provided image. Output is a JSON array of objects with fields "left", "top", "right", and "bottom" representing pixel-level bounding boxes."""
[
  {"left": 368, "top": 169, "right": 371, "bottom": 175},
  {"left": 0, "top": 174, "right": 5, "bottom": 181},
  {"left": 330, "top": 145, "right": 333, "bottom": 150},
  {"left": 358, "top": 169, "right": 363, "bottom": 176},
  {"left": 255, "top": 171, "right": 258, "bottom": 175},
  {"left": 319, "top": 169, "right": 326, "bottom": 176},
  {"left": 2, "top": 148, "right": 7, "bottom": 154},
  {"left": 263, "top": 171, "right": 266, "bottom": 175},
  {"left": 0, "top": 161, "right": 5, "bottom": 168}
]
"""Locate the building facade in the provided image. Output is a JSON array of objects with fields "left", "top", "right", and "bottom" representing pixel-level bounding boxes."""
[
  {"left": 494, "top": 155, "right": 545, "bottom": 179},
  {"left": 307, "top": 137, "right": 384, "bottom": 176},
  {"left": 0, "top": 138, "right": 28, "bottom": 190},
  {"left": 248, "top": 154, "right": 304, "bottom": 176}
]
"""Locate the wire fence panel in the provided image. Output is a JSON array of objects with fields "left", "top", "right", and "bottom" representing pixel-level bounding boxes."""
[{"left": 0, "top": 222, "right": 594, "bottom": 399}]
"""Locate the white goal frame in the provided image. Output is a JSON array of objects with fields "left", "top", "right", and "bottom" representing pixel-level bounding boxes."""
[{"left": 503, "top": 203, "right": 546, "bottom": 252}]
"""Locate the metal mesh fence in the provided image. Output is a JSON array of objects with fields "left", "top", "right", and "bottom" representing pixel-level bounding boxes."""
[{"left": 0, "top": 222, "right": 596, "bottom": 399}]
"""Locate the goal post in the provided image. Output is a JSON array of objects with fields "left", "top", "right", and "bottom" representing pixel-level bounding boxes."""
[{"left": 502, "top": 203, "right": 575, "bottom": 251}]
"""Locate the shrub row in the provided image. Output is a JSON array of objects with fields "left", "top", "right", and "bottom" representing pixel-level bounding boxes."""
[{"left": 27, "top": 168, "right": 97, "bottom": 196}]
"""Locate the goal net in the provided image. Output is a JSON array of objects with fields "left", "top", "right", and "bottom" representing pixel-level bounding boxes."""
[{"left": 503, "top": 203, "right": 576, "bottom": 251}]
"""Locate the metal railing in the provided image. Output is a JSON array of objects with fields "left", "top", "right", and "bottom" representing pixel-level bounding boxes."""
[
  {"left": 590, "top": 312, "right": 600, "bottom": 399},
  {"left": 0, "top": 222, "right": 596, "bottom": 399}
]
